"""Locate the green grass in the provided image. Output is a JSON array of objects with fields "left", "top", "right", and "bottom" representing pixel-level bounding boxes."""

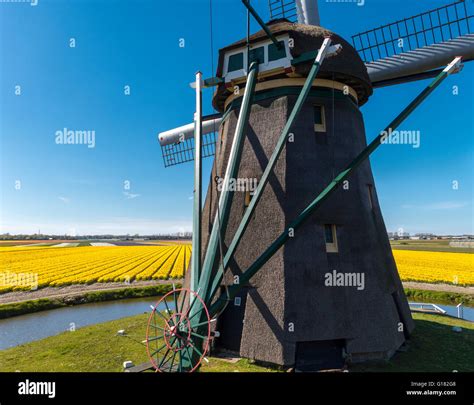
[
  {"left": 0, "top": 284, "right": 177, "bottom": 319},
  {"left": 350, "top": 313, "right": 474, "bottom": 372},
  {"left": 0, "top": 312, "right": 471, "bottom": 372},
  {"left": 0, "top": 313, "right": 274, "bottom": 372},
  {"left": 390, "top": 239, "right": 473, "bottom": 254},
  {"left": 404, "top": 288, "right": 474, "bottom": 307}
]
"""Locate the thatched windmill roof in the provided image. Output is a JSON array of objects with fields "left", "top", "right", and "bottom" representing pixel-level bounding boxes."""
[{"left": 213, "top": 19, "right": 373, "bottom": 111}]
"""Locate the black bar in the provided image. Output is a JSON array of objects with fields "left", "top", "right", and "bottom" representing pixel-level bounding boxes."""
[
  {"left": 421, "top": 15, "right": 428, "bottom": 46},
  {"left": 367, "top": 32, "right": 375, "bottom": 62},
  {"left": 465, "top": 1, "right": 471, "bottom": 33},
  {"left": 437, "top": 9, "right": 445, "bottom": 41},
  {"left": 447, "top": 7, "right": 453, "bottom": 39},
  {"left": 1, "top": 372, "right": 473, "bottom": 403}
]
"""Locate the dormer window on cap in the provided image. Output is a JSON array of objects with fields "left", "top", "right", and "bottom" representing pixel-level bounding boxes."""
[{"left": 223, "top": 34, "right": 293, "bottom": 83}]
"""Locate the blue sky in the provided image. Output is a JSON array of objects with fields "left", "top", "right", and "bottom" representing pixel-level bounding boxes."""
[{"left": 0, "top": 0, "right": 472, "bottom": 235}]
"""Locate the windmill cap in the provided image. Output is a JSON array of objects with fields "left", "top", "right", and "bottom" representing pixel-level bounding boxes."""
[{"left": 213, "top": 20, "right": 373, "bottom": 111}]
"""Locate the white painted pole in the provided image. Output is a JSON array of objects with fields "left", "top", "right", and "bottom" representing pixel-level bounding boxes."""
[{"left": 191, "top": 71, "right": 203, "bottom": 294}]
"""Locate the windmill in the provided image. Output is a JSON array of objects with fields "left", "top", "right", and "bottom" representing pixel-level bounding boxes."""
[{"left": 147, "top": 0, "right": 472, "bottom": 372}]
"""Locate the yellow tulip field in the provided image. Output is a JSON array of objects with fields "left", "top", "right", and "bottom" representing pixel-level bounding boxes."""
[
  {"left": 393, "top": 249, "right": 473, "bottom": 286},
  {"left": 0, "top": 244, "right": 471, "bottom": 294},
  {"left": 0, "top": 245, "right": 191, "bottom": 293}
]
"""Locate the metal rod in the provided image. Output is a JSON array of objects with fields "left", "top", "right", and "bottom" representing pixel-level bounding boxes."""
[
  {"left": 193, "top": 62, "right": 259, "bottom": 315},
  {"left": 191, "top": 72, "right": 203, "bottom": 293},
  {"left": 242, "top": 0, "right": 282, "bottom": 49},
  {"left": 209, "top": 62, "right": 456, "bottom": 317},
  {"left": 206, "top": 38, "right": 334, "bottom": 303}
]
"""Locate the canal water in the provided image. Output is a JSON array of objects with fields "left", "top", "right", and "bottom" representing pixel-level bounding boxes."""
[
  {"left": 0, "top": 299, "right": 472, "bottom": 351},
  {"left": 0, "top": 296, "right": 171, "bottom": 351}
]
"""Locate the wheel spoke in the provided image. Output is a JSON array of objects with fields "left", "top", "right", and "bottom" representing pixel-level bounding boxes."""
[
  {"left": 180, "top": 293, "right": 201, "bottom": 324},
  {"left": 154, "top": 309, "right": 170, "bottom": 323},
  {"left": 158, "top": 347, "right": 171, "bottom": 369},
  {"left": 187, "top": 306, "right": 206, "bottom": 323},
  {"left": 178, "top": 348, "right": 183, "bottom": 372},
  {"left": 146, "top": 335, "right": 164, "bottom": 342},
  {"left": 187, "top": 339, "right": 205, "bottom": 358},
  {"left": 150, "top": 342, "right": 167, "bottom": 358},
  {"left": 190, "top": 331, "right": 208, "bottom": 340},
  {"left": 164, "top": 299, "right": 174, "bottom": 326},
  {"left": 191, "top": 319, "right": 213, "bottom": 328},
  {"left": 184, "top": 345, "right": 194, "bottom": 366},
  {"left": 169, "top": 349, "right": 178, "bottom": 372}
]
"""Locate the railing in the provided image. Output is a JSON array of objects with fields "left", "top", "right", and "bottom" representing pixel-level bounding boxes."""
[
  {"left": 409, "top": 302, "right": 447, "bottom": 314},
  {"left": 351, "top": 0, "right": 474, "bottom": 63},
  {"left": 268, "top": 0, "right": 298, "bottom": 22},
  {"left": 161, "top": 132, "right": 217, "bottom": 167}
]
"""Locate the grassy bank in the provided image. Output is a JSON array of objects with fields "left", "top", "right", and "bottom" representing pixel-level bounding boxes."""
[
  {"left": 404, "top": 288, "right": 474, "bottom": 307},
  {"left": 0, "top": 312, "right": 471, "bottom": 372},
  {"left": 0, "top": 284, "right": 177, "bottom": 319},
  {"left": 0, "top": 313, "right": 274, "bottom": 372}
]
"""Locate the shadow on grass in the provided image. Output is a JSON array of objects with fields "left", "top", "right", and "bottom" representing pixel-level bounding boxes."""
[{"left": 350, "top": 316, "right": 474, "bottom": 372}]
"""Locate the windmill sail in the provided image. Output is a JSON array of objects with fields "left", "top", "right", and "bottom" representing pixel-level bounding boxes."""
[
  {"left": 269, "top": 0, "right": 298, "bottom": 22},
  {"left": 158, "top": 0, "right": 473, "bottom": 167},
  {"left": 351, "top": 0, "right": 473, "bottom": 87},
  {"left": 158, "top": 115, "right": 220, "bottom": 167},
  {"left": 269, "top": 0, "right": 320, "bottom": 26}
]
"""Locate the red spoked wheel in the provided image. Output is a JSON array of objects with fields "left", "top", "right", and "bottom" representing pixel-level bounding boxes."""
[{"left": 145, "top": 287, "right": 211, "bottom": 372}]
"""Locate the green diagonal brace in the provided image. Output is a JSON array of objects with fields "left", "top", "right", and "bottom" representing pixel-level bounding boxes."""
[
  {"left": 205, "top": 38, "right": 334, "bottom": 303},
  {"left": 242, "top": 0, "right": 282, "bottom": 50},
  {"left": 209, "top": 61, "right": 459, "bottom": 317},
  {"left": 190, "top": 61, "right": 259, "bottom": 319}
]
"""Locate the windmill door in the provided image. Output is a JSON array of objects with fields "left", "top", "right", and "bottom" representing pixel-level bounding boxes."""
[
  {"left": 295, "top": 339, "right": 345, "bottom": 371},
  {"left": 216, "top": 287, "right": 249, "bottom": 353}
]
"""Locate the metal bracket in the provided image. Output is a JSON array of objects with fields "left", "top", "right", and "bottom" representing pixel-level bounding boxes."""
[
  {"left": 443, "top": 56, "right": 464, "bottom": 75},
  {"left": 189, "top": 76, "right": 224, "bottom": 89}
]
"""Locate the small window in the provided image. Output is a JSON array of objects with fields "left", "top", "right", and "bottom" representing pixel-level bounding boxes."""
[
  {"left": 324, "top": 224, "right": 338, "bottom": 253},
  {"left": 244, "top": 181, "right": 257, "bottom": 211},
  {"left": 268, "top": 41, "right": 286, "bottom": 61},
  {"left": 314, "top": 105, "right": 326, "bottom": 132},
  {"left": 234, "top": 297, "right": 241, "bottom": 306},
  {"left": 367, "top": 184, "right": 375, "bottom": 209},
  {"left": 249, "top": 46, "right": 265, "bottom": 64},
  {"left": 244, "top": 189, "right": 256, "bottom": 210},
  {"left": 228, "top": 53, "right": 244, "bottom": 73}
]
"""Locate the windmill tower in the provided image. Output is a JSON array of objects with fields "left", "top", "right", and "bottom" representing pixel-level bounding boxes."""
[{"left": 149, "top": 0, "right": 471, "bottom": 372}]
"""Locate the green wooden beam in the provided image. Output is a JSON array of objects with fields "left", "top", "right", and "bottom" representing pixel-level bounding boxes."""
[
  {"left": 190, "top": 61, "right": 259, "bottom": 320},
  {"left": 242, "top": 0, "right": 282, "bottom": 50},
  {"left": 208, "top": 59, "right": 460, "bottom": 318},
  {"left": 205, "top": 38, "right": 334, "bottom": 303},
  {"left": 291, "top": 44, "right": 341, "bottom": 66}
]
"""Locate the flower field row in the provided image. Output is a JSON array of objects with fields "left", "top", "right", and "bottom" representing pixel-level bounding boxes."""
[
  {"left": 393, "top": 249, "right": 473, "bottom": 286},
  {"left": 0, "top": 245, "right": 191, "bottom": 293},
  {"left": 1, "top": 244, "right": 470, "bottom": 294}
]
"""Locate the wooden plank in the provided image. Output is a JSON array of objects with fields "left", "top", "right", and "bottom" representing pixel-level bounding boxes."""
[{"left": 124, "top": 361, "right": 154, "bottom": 373}]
